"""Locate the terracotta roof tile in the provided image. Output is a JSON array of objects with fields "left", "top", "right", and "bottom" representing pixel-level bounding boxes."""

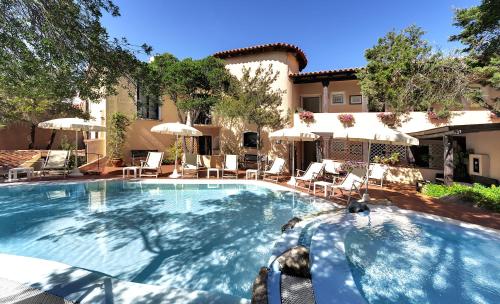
[
  {"left": 213, "top": 43, "right": 308, "bottom": 71},
  {"left": 0, "top": 150, "right": 40, "bottom": 170},
  {"left": 289, "top": 67, "right": 363, "bottom": 78}
]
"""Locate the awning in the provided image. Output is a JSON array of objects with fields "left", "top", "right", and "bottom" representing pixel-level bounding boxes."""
[{"left": 409, "top": 123, "right": 500, "bottom": 139}]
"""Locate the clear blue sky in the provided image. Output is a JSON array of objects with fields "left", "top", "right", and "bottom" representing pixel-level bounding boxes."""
[{"left": 102, "top": 0, "right": 479, "bottom": 72}]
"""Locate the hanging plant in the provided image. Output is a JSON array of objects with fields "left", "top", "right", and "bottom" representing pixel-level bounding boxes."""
[
  {"left": 337, "top": 113, "right": 355, "bottom": 127},
  {"left": 299, "top": 111, "right": 315, "bottom": 124},
  {"left": 490, "top": 111, "right": 498, "bottom": 119},
  {"left": 376, "top": 112, "right": 397, "bottom": 126}
]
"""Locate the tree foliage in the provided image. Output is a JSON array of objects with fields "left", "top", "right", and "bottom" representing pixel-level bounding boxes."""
[
  {"left": 0, "top": 0, "right": 150, "bottom": 125},
  {"left": 450, "top": 0, "right": 500, "bottom": 111},
  {"left": 108, "top": 112, "right": 131, "bottom": 159},
  {"left": 358, "top": 26, "right": 472, "bottom": 117},
  {"left": 215, "top": 65, "right": 286, "bottom": 168},
  {"left": 150, "top": 53, "right": 237, "bottom": 125}
]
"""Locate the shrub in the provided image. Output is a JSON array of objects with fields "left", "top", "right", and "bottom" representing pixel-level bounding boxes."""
[
  {"left": 165, "top": 139, "right": 182, "bottom": 164},
  {"left": 422, "top": 183, "right": 500, "bottom": 212},
  {"left": 108, "top": 112, "right": 131, "bottom": 159}
]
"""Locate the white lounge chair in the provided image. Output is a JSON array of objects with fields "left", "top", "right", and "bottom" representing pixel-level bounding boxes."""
[
  {"left": 262, "top": 157, "right": 285, "bottom": 183},
  {"left": 181, "top": 153, "right": 200, "bottom": 178},
  {"left": 322, "top": 159, "right": 343, "bottom": 176},
  {"left": 368, "top": 163, "right": 388, "bottom": 187},
  {"left": 330, "top": 168, "right": 366, "bottom": 201},
  {"left": 295, "top": 162, "right": 325, "bottom": 191},
  {"left": 41, "top": 150, "right": 70, "bottom": 176},
  {"left": 139, "top": 152, "right": 164, "bottom": 178},
  {"left": 222, "top": 155, "right": 238, "bottom": 179}
]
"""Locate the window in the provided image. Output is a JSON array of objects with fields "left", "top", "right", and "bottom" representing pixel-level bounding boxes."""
[
  {"left": 350, "top": 95, "right": 362, "bottom": 104},
  {"left": 331, "top": 92, "right": 344, "bottom": 104},
  {"left": 243, "top": 131, "right": 258, "bottom": 148},
  {"left": 301, "top": 96, "right": 321, "bottom": 113},
  {"left": 136, "top": 83, "right": 159, "bottom": 120}
]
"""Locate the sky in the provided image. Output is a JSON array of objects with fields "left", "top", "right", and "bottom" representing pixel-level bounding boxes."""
[{"left": 102, "top": 0, "right": 480, "bottom": 72}]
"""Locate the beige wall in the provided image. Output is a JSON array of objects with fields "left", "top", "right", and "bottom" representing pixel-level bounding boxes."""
[
  {"left": 0, "top": 122, "right": 80, "bottom": 150},
  {"left": 465, "top": 130, "right": 500, "bottom": 180},
  {"left": 294, "top": 80, "right": 363, "bottom": 113}
]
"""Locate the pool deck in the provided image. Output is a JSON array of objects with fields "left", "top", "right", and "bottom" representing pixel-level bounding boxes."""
[{"left": 5, "top": 164, "right": 498, "bottom": 230}]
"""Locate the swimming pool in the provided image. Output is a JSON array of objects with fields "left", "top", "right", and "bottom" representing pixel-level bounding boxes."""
[
  {"left": 344, "top": 210, "right": 500, "bottom": 304},
  {"left": 0, "top": 180, "right": 330, "bottom": 300}
]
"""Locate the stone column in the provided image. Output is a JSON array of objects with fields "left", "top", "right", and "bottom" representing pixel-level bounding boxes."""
[
  {"left": 443, "top": 135, "right": 454, "bottom": 185},
  {"left": 322, "top": 80, "right": 329, "bottom": 113}
]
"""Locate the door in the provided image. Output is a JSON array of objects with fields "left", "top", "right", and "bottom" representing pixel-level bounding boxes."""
[
  {"left": 302, "top": 141, "right": 317, "bottom": 169},
  {"left": 198, "top": 136, "right": 212, "bottom": 155},
  {"left": 452, "top": 136, "right": 468, "bottom": 182},
  {"left": 302, "top": 96, "right": 321, "bottom": 113}
]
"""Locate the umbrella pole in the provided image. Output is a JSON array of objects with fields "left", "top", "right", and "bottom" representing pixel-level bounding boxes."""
[
  {"left": 287, "top": 140, "right": 296, "bottom": 186},
  {"left": 361, "top": 140, "right": 371, "bottom": 202},
  {"left": 69, "top": 130, "right": 83, "bottom": 177},
  {"left": 170, "top": 134, "right": 181, "bottom": 178}
]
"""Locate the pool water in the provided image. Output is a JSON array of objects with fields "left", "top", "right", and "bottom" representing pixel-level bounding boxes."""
[
  {"left": 0, "top": 180, "right": 325, "bottom": 299},
  {"left": 345, "top": 212, "right": 500, "bottom": 304}
]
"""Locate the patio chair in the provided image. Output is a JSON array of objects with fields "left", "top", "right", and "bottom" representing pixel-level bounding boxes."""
[
  {"left": 295, "top": 162, "right": 325, "bottom": 191},
  {"left": 139, "top": 152, "right": 164, "bottom": 178},
  {"left": 322, "top": 159, "right": 343, "bottom": 177},
  {"left": 222, "top": 154, "right": 238, "bottom": 179},
  {"left": 181, "top": 153, "right": 200, "bottom": 178},
  {"left": 262, "top": 157, "right": 285, "bottom": 183},
  {"left": 41, "top": 150, "right": 70, "bottom": 176},
  {"left": 368, "top": 163, "right": 388, "bottom": 187},
  {"left": 330, "top": 168, "right": 366, "bottom": 201}
]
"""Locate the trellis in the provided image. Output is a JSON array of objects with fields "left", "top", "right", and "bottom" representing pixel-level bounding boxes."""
[
  {"left": 327, "top": 140, "right": 364, "bottom": 161},
  {"left": 369, "top": 143, "right": 408, "bottom": 164}
]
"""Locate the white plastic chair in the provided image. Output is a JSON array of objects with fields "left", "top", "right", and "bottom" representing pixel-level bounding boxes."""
[
  {"left": 139, "top": 152, "right": 164, "bottom": 178},
  {"left": 368, "top": 163, "right": 388, "bottom": 187},
  {"left": 330, "top": 168, "right": 366, "bottom": 201}
]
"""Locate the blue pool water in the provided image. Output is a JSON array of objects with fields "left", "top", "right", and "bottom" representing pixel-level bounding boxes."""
[
  {"left": 345, "top": 212, "right": 500, "bottom": 304},
  {"left": 0, "top": 180, "right": 325, "bottom": 299}
]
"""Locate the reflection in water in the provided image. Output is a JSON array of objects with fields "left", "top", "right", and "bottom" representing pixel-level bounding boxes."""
[{"left": 0, "top": 180, "right": 330, "bottom": 299}]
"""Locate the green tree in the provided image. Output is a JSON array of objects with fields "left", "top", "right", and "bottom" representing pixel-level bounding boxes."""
[
  {"left": 450, "top": 0, "right": 500, "bottom": 111},
  {"left": 151, "top": 54, "right": 236, "bottom": 125},
  {"left": 0, "top": 0, "right": 150, "bottom": 124},
  {"left": 215, "top": 65, "right": 286, "bottom": 171},
  {"left": 358, "top": 25, "right": 472, "bottom": 117}
]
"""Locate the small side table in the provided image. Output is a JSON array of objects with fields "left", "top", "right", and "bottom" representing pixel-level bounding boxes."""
[
  {"left": 8, "top": 167, "right": 34, "bottom": 182},
  {"left": 313, "top": 181, "right": 333, "bottom": 197},
  {"left": 245, "top": 169, "right": 259, "bottom": 180},
  {"left": 207, "top": 168, "right": 220, "bottom": 179},
  {"left": 123, "top": 166, "right": 139, "bottom": 178}
]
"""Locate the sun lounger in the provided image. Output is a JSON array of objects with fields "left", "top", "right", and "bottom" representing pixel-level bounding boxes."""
[
  {"left": 295, "top": 162, "right": 325, "bottom": 191},
  {"left": 222, "top": 155, "right": 238, "bottom": 179},
  {"left": 262, "top": 157, "right": 286, "bottom": 183},
  {"left": 41, "top": 150, "right": 70, "bottom": 176},
  {"left": 330, "top": 168, "right": 366, "bottom": 201},
  {"left": 181, "top": 153, "right": 200, "bottom": 178},
  {"left": 139, "top": 152, "right": 164, "bottom": 178}
]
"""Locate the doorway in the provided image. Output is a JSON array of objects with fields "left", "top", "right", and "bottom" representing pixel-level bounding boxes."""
[
  {"left": 302, "top": 141, "right": 317, "bottom": 169},
  {"left": 301, "top": 96, "right": 321, "bottom": 113},
  {"left": 198, "top": 136, "right": 212, "bottom": 155}
]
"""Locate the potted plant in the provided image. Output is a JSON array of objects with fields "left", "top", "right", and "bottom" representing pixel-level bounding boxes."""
[
  {"left": 108, "top": 112, "right": 131, "bottom": 167},
  {"left": 299, "top": 111, "right": 315, "bottom": 124},
  {"left": 427, "top": 110, "right": 450, "bottom": 121},
  {"left": 337, "top": 113, "right": 355, "bottom": 127}
]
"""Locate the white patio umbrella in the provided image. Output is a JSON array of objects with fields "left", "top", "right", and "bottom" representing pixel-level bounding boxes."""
[
  {"left": 332, "top": 126, "right": 419, "bottom": 202},
  {"left": 269, "top": 127, "right": 320, "bottom": 185},
  {"left": 38, "top": 118, "right": 106, "bottom": 177},
  {"left": 151, "top": 122, "right": 202, "bottom": 178}
]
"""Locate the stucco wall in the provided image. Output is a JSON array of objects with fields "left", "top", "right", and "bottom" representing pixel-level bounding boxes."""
[
  {"left": 294, "top": 80, "right": 363, "bottom": 113},
  {"left": 0, "top": 122, "right": 80, "bottom": 150},
  {"left": 465, "top": 130, "right": 500, "bottom": 180}
]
